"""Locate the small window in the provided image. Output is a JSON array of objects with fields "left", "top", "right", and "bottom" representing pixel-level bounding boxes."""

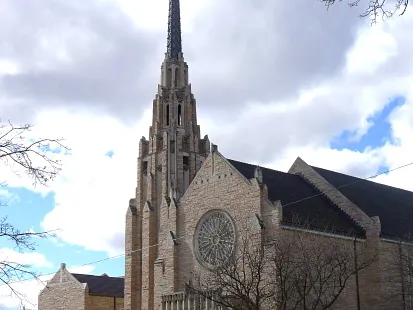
[
  {"left": 142, "top": 161, "right": 148, "bottom": 175},
  {"left": 178, "top": 104, "right": 182, "bottom": 126},
  {"left": 166, "top": 105, "right": 170, "bottom": 126},
  {"left": 183, "top": 156, "right": 189, "bottom": 167}
]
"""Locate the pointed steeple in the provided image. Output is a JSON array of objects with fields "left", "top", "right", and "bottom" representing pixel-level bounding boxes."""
[{"left": 167, "top": 0, "right": 182, "bottom": 60}]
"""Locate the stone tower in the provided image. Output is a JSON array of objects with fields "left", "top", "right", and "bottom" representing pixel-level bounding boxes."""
[{"left": 124, "top": 0, "right": 210, "bottom": 309}]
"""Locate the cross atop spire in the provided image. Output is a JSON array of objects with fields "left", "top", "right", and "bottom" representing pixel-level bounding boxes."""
[{"left": 167, "top": 0, "right": 182, "bottom": 60}]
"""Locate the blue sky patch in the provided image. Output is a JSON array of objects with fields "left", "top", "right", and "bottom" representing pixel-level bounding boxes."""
[
  {"left": 331, "top": 96, "right": 406, "bottom": 152},
  {"left": 105, "top": 150, "right": 115, "bottom": 158},
  {"left": 0, "top": 186, "right": 124, "bottom": 280},
  {"left": 0, "top": 187, "right": 55, "bottom": 238},
  {"left": 377, "top": 165, "right": 391, "bottom": 175}
]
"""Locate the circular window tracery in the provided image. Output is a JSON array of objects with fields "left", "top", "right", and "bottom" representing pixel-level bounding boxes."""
[{"left": 193, "top": 210, "right": 236, "bottom": 270}]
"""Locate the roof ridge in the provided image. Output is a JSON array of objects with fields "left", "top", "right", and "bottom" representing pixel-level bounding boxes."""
[
  {"left": 227, "top": 158, "right": 287, "bottom": 174},
  {"left": 311, "top": 165, "right": 413, "bottom": 194},
  {"left": 71, "top": 273, "right": 124, "bottom": 279}
]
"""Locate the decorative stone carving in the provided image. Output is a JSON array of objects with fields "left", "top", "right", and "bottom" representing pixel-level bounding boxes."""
[{"left": 193, "top": 210, "right": 236, "bottom": 270}]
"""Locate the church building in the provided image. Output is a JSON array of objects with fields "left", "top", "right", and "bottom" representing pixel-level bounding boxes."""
[
  {"left": 38, "top": 1, "right": 413, "bottom": 310},
  {"left": 124, "top": 1, "right": 413, "bottom": 310}
]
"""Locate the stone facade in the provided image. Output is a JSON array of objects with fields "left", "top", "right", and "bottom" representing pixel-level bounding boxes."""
[
  {"left": 39, "top": 264, "right": 86, "bottom": 310},
  {"left": 39, "top": 263, "right": 124, "bottom": 310},
  {"left": 36, "top": 2, "right": 413, "bottom": 309},
  {"left": 122, "top": 1, "right": 413, "bottom": 308},
  {"left": 125, "top": 121, "right": 413, "bottom": 310}
]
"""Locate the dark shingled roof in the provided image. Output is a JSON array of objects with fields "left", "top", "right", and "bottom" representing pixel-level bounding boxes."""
[
  {"left": 72, "top": 273, "right": 124, "bottom": 298},
  {"left": 312, "top": 166, "right": 413, "bottom": 240},
  {"left": 228, "top": 159, "right": 365, "bottom": 237}
]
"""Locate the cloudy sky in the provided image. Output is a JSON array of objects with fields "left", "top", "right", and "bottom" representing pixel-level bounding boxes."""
[{"left": 1, "top": 0, "right": 413, "bottom": 308}]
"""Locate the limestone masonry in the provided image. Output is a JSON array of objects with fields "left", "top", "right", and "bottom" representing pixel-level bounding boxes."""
[{"left": 39, "top": 0, "right": 413, "bottom": 309}]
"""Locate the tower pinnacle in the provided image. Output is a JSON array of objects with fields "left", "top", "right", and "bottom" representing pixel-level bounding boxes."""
[{"left": 167, "top": 0, "right": 182, "bottom": 59}]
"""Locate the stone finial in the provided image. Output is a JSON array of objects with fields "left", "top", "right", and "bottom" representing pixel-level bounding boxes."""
[
  {"left": 254, "top": 166, "right": 263, "bottom": 183},
  {"left": 60, "top": 263, "right": 66, "bottom": 270},
  {"left": 129, "top": 198, "right": 136, "bottom": 207}
]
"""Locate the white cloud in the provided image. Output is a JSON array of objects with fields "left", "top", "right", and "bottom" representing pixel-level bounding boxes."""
[
  {"left": 0, "top": 188, "right": 20, "bottom": 205},
  {"left": 0, "top": 248, "right": 53, "bottom": 269},
  {"left": 0, "top": 249, "right": 53, "bottom": 310},
  {"left": 0, "top": 0, "right": 412, "bottom": 267},
  {"left": 35, "top": 107, "right": 152, "bottom": 256},
  {"left": 0, "top": 274, "right": 51, "bottom": 310},
  {"left": 66, "top": 264, "right": 96, "bottom": 274},
  {"left": 204, "top": 7, "right": 413, "bottom": 193}
]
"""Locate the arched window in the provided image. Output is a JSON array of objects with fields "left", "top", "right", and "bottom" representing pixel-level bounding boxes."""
[
  {"left": 178, "top": 104, "right": 182, "bottom": 126},
  {"left": 166, "top": 104, "right": 170, "bottom": 126}
]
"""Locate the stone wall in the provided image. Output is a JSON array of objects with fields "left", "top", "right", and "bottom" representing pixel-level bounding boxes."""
[
  {"left": 38, "top": 267, "right": 85, "bottom": 310},
  {"left": 379, "top": 239, "right": 408, "bottom": 310},
  {"left": 153, "top": 151, "right": 278, "bottom": 308},
  {"left": 85, "top": 295, "right": 124, "bottom": 310}
]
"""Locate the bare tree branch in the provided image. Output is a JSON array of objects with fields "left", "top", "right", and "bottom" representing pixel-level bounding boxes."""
[
  {"left": 0, "top": 120, "right": 69, "bottom": 187},
  {"left": 0, "top": 119, "right": 68, "bottom": 308},
  {"left": 381, "top": 235, "right": 413, "bottom": 308},
  {"left": 187, "top": 222, "right": 377, "bottom": 310},
  {"left": 320, "top": 0, "right": 409, "bottom": 23}
]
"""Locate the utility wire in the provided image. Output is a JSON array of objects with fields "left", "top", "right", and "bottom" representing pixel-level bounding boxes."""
[{"left": 5, "top": 161, "right": 413, "bottom": 286}]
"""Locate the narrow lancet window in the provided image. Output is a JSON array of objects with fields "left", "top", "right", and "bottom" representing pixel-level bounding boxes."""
[
  {"left": 142, "top": 161, "right": 148, "bottom": 175},
  {"left": 183, "top": 156, "right": 189, "bottom": 192},
  {"left": 166, "top": 105, "right": 170, "bottom": 126},
  {"left": 178, "top": 104, "right": 182, "bottom": 126}
]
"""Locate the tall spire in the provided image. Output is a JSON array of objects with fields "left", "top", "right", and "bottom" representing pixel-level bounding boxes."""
[{"left": 167, "top": 0, "right": 182, "bottom": 59}]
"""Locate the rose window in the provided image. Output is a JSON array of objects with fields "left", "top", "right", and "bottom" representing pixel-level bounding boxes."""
[{"left": 194, "top": 210, "right": 236, "bottom": 269}]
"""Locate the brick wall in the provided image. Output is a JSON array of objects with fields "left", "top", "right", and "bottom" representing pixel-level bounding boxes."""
[{"left": 85, "top": 295, "right": 124, "bottom": 310}]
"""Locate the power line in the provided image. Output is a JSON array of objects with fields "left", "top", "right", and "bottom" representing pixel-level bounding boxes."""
[{"left": 5, "top": 160, "right": 413, "bottom": 286}]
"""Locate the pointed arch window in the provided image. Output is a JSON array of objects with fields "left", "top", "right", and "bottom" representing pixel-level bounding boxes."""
[
  {"left": 178, "top": 104, "right": 182, "bottom": 126},
  {"left": 166, "top": 104, "right": 170, "bottom": 126}
]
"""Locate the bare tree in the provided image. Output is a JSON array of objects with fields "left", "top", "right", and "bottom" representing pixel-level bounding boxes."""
[
  {"left": 0, "top": 120, "right": 68, "bottom": 308},
  {"left": 187, "top": 232, "right": 275, "bottom": 310},
  {"left": 269, "top": 228, "right": 377, "bottom": 310},
  {"left": 381, "top": 236, "right": 413, "bottom": 309},
  {"left": 321, "top": 0, "right": 409, "bottom": 23},
  {"left": 187, "top": 224, "right": 377, "bottom": 310}
]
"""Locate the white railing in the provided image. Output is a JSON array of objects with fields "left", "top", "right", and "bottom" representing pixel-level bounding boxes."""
[{"left": 161, "top": 291, "right": 227, "bottom": 310}]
